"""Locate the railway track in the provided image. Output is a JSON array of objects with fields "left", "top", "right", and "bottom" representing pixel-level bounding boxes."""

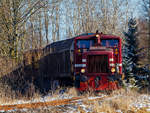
[{"left": 0, "top": 95, "right": 110, "bottom": 112}]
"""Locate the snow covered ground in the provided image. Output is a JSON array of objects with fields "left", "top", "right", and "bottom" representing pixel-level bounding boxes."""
[
  {"left": 130, "top": 94, "right": 150, "bottom": 112},
  {"left": 0, "top": 89, "right": 150, "bottom": 113},
  {"left": 0, "top": 92, "right": 74, "bottom": 106}
]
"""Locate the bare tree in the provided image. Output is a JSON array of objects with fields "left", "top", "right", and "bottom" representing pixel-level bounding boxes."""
[
  {"left": 0, "top": 0, "right": 45, "bottom": 59},
  {"left": 0, "top": 0, "right": 61, "bottom": 59},
  {"left": 44, "top": 1, "right": 50, "bottom": 44},
  {"left": 37, "top": 10, "right": 43, "bottom": 48},
  {"left": 141, "top": 0, "right": 150, "bottom": 64},
  {"left": 65, "top": 0, "right": 129, "bottom": 38}
]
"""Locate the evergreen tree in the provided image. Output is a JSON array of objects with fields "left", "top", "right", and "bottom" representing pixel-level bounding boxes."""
[
  {"left": 123, "top": 18, "right": 149, "bottom": 88},
  {"left": 123, "top": 18, "right": 139, "bottom": 80}
]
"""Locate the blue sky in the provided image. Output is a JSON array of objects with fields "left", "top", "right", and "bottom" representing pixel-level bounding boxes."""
[{"left": 130, "top": 0, "right": 142, "bottom": 17}]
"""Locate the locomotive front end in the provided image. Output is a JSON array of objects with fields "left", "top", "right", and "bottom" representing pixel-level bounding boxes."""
[{"left": 74, "top": 33, "right": 122, "bottom": 91}]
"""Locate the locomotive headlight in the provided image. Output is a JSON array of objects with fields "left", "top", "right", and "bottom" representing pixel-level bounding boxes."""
[
  {"left": 111, "top": 68, "right": 116, "bottom": 73},
  {"left": 78, "top": 49, "right": 81, "bottom": 52},
  {"left": 81, "top": 68, "right": 85, "bottom": 73},
  {"left": 96, "top": 34, "right": 100, "bottom": 38}
]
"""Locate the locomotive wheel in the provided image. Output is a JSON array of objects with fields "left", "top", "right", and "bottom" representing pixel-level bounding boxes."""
[
  {"left": 51, "top": 80, "right": 60, "bottom": 91},
  {"left": 74, "top": 75, "right": 80, "bottom": 88}
]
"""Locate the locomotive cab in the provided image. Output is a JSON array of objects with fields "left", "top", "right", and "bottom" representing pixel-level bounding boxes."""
[{"left": 74, "top": 33, "right": 122, "bottom": 91}]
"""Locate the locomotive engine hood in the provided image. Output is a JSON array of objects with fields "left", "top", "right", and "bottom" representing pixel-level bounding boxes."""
[{"left": 81, "top": 47, "right": 114, "bottom": 76}]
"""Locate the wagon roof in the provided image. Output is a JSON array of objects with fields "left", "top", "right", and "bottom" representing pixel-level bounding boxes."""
[
  {"left": 49, "top": 38, "right": 75, "bottom": 52},
  {"left": 47, "top": 33, "right": 95, "bottom": 52}
]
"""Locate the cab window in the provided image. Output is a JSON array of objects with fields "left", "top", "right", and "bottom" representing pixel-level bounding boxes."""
[
  {"left": 77, "top": 39, "right": 95, "bottom": 49},
  {"left": 101, "top": 39, "right": 119, "bottom": 47}
]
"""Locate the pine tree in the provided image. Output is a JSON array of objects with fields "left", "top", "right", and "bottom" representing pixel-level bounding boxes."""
[
  {"left": 123, "top": 18, "right": 150, "bottom": 88},
  {"left": 123, "top": 18, "right": 139, "bottom": 80}
]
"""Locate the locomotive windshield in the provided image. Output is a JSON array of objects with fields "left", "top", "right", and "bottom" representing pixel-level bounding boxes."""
[
  {"left": 101, "top": 39, "right": 119, "bottom": 47},
  {"left": 77, "top": 39, "right": 95, "bottom": 49}
]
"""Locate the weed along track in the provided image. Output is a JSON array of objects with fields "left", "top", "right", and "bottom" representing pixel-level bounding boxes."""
[
  {"left": 0, "top": 95, "right": 110, "bottom": 111},
  {"left": 0, "top": 97, "right": 82, "bottom": 111}
]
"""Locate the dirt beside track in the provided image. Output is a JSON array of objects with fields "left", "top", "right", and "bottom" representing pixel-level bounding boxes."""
[{"left": 0, "top": 95, "right": 109, "bottom": 111}]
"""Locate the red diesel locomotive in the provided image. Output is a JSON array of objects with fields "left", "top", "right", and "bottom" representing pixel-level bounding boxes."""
[{"left": 42, "top": 32, "right": 123, "bottom": 91}]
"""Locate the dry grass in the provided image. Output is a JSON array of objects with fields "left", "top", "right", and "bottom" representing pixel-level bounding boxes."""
[
  {"left": 0, "top": 57, "right": 16, "bottom": 77},
  {"left": 47, "top": 88, "right": 150, "bottom": 113},
  {"left": 0, "top": 88, "right": 150, "bottom": 113},
  {"left": 43, "top": 88, "right": 150, "bottom": 113},
  {"left": 88, "top": 89, "right": 150, "bottom": 113},
  {"left": 0, "top": 80, "right": 42, "bottom": 105}
]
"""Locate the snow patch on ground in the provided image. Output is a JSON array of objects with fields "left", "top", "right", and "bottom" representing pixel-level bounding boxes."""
[
  {"left": 1, "top": 91, "right": 150, "bottom": 113},
  {"left": 130, "top": 94, "right": 150, "bottom": 110},
  {"left": 147, "top": 108, "right": 150, "bottom": 112},
  {"left": 0, "top": 93, "right": 74, "bottom": 106},
  {"left": 87, "top": 94, "right": 105, "bottom": 100},
  {"left": 116, "top": 109, "right": 123, "bottom": 113}
]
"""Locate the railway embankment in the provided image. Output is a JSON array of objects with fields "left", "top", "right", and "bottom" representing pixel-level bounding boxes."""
[{"left": 0, "top": 88, "right": 150, "bottom": 113}]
